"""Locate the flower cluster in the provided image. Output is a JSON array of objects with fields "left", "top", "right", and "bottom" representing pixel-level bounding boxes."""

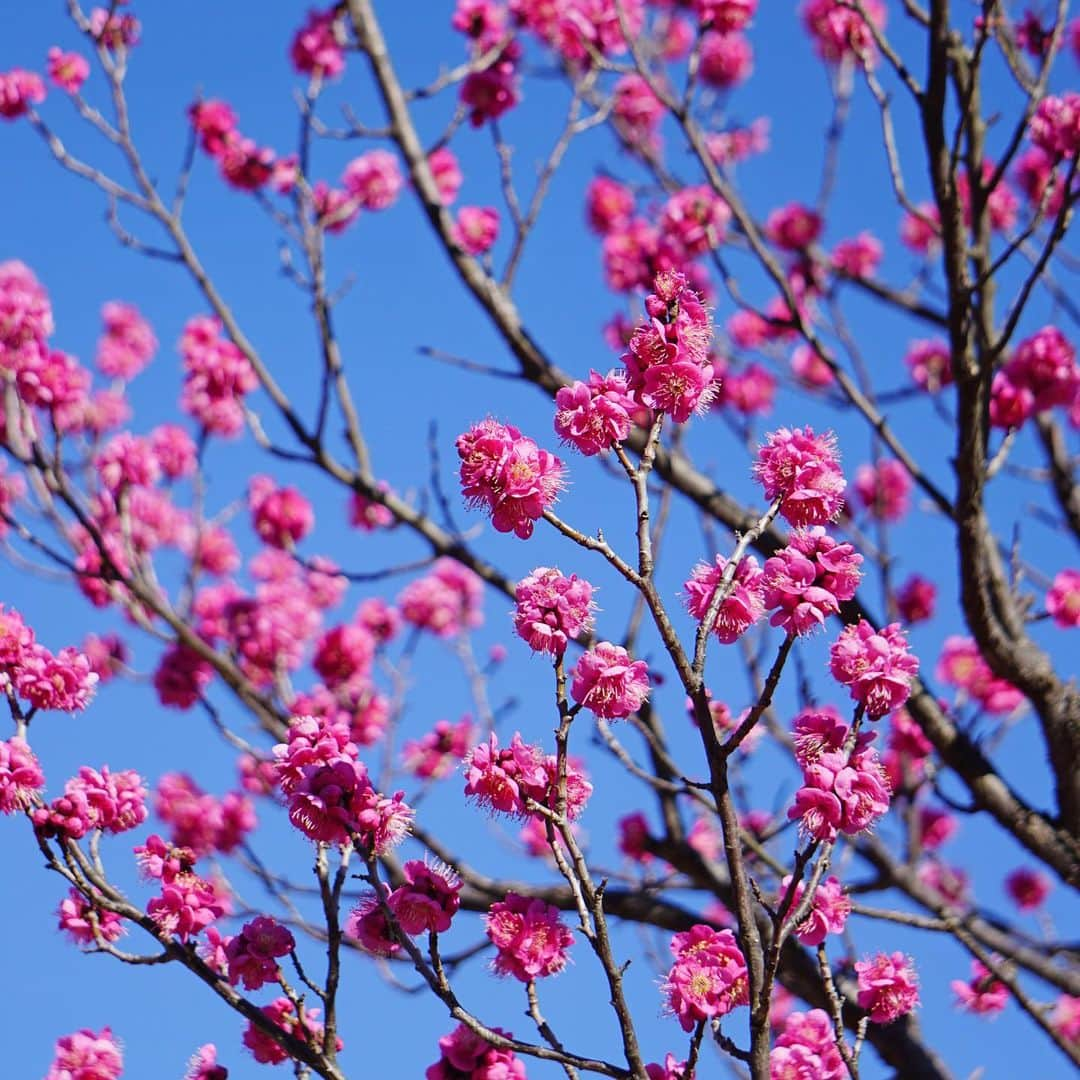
[
  {"left": 139, "top": 834, "right": 230, "bottom": 943},
  {"left": 801, "top": 0, "right": 885, "bottom": 66},
  {"left": 95, "top": 301, "right": 156, "bottom": 380},
  {"left": 45, "top": 1028, "right": 123, "bottom": 1080},
  {"left": 990, "top": 325, "right": 1079, "bottom": 429},
  {"left": 188, "top": 99, "right": 277, "bottom": 192},
  {"left": 662, "top": 924, "right": 749, "bottom": 1031},
  {"left": 951, "top": 959, "right": 1009, "bottom": 1016},
  {"left": 788, "top": 708, "right": 891, "bottom": 840},
  {"left": 274, "top": 713, "right": 413, "bottom": 850},
  {"left": 554, "top": 369, "right": 637, "bottom": 455},
  {"left": 853, "top": 458, "right": 912, "bottom": 522},
  {"left": 0, "top": 69, "right": 45, "bottom": 119},
  {"left": 753, "top": 426, "right": 846, "bottom": 527},
  {"left": 936, "top": 636, "right": 1024, "bottom": 714},
  {"left": 243, "top": 997, "right": 340, "bottom": 1065},
  {"left": 155, "top": 773, "right": 255, "bottom": 857},
  {"left": 457, "top": 419, "right": 564, "bottom": 538},
  {"left": 290, "top": 6, "right": 345, "bottom": 77},
  {"left": 179, "top": 315, "right": 258, "bottom": 437},
  {"left": 855, "top": 951, "right": 920, "bottom": 1024},
  {"left": 425, "top": 1024, "right": 526, "bottom": 1080},
  {"left": 248, "top": 475, "right": 314, "bottom": 549},
  {"left": 397, "top": 558, "right": 485, "bottom": 637},
  {"left": 1030, "top": 92, "right": 1080, "bottom": 160},
  {"left": 33, "top": 766, "right": 147, "bottom": 840},
  {"left": 225, "top": 915, "right": 295, "bottom": 990},
  {"left": 771, "top": 1009, "right": 847, "bottom": 1078},
  {"left": 684, "top": 554, "right": 765, "bottom": 643},
  {"left": 780, "top": 874, "right": 851, "bottom": 946},
  {"left": 829, "top": 620, "right": 919, "bottom": 718},
  {"left": 570, "top": 641, "right": 650, "bottom": 719},
  {"left": 622, "top": 270, "right": 717, "bottom": 422},
  {"left": 57, "top": 887, "right": 126, "bottom": 946},
  {"left": 486, "top": 892, "right": 574, "bottom": 981},
  {"left": 0, "top": 736, "right": 45, "bottom": 814},
  {"left": 401, "top": 717, "right": 475, "bottom": 780},
  {"left": 762, "top": 528, "right": 862, "bottom": 636},
  {"left": 512, "top": 566, "right": 595, "bottom": 656}
]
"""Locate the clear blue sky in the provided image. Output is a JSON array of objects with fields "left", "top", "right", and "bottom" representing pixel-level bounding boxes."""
[{"left": 1, "top": 3, "right": 1077, "bottom": 1078}]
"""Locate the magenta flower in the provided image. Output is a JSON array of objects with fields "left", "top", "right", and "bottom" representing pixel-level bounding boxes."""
[
  {"left": 0, "top": 736, "right": 44, "bottom": 814},
  {"left": 464, "top": 731, "right": 548, "bottom": 816},
  {"left": 185, "top": 1044, "right": 228, "bottom": 1080},
  {"left": 290, "top": 7, "right": 346, "bottom": 78},
  {"left": 660, "top": 185, "right": 730, "bottom": 255},
  {"left": 452, "top": 206, "right": 500, "bottom": 255},
  {"left": 802, "top": 0, "right": 885, "bottom": 66},
  {"left": 855, "top": 951, "right": 920, "bottom": 1024},
  {"left": 663, "top": 925, "right": 749, "bottom": 1031},
  {"left": 586, "top": 176, "right": 635, "bottom": 235},
  {"left": 388, "top": 860, "right": 462, "bottom": 935},
  {"left": 342, "top": 149, "right": 403, "bottom": 211},
  {"left": 694, "top": 0, "right": 757, "bottom": 32},
  {"left": 766, "top": 202, "right": 823, "bottom": 251},
  {"left": 936, "top": 636, "right": 1024, "bottom": 714},
  {"left": 1004, "top": 866, "right": 1051, "bottom": 911},
  {"left": 398, "top": 558, "right": 485, "bottom": 637},
  {"left": 829, "top": 619, "right": 919, "bottom": 718},
  {"left": 243, "top": 997, "right": 340, "bottom": 1065},
  {"left": 402, "top": 717, "right": 475, "bottom": 780},
  {"left": 179, "top": 315, "right": 258, "bottom": 437},
  {"left": 457, "top": 419, "right": 564, "bottom": 539},
  {"left": 772, "top": 1009, "right": 847, "bottom": 1079},
  {"left": 428, "top": 146, "right": 463, "bottom": 206},
  {"left": 225, "top": 916, "right": 295, "bottom": 990},
  {"left": 486, "top": 892, "right": 574, "bottom": 981},
  {"left": 622, "top": 271, "right": 716, "bottom": 422},
  {"left": 46, "top": 48, "right": 89, "bottom": 94},
  {"left": 905, "top": 338, "right": 953, "bottom": 392},
  {"left": 570, "top": 641, "right": 650, "bottom": 719},
  {"left": 684, "top": 554, "right": 766, "bottom": 643},
  {"left": 952, "top": 959, "right": 1009, "bottom": 1016},
  {"left": 0, "top": 69, "right": 45, "bottom": 120},
  {"left": 512, "top": 566, "right": 595, "bottom": 657},
  {"left": 425, "top": 1024, "right": 526, "bottom": 1080},
  {"left": 897, "top": 574, "right": 936, "bottom": 624},
  {"left": 831, "top": 232, "right": 882, "bottom": 279},
  {"left": 57, "top": 887, "right": 126, "bottom": 946},
  {"left": 753, "top": 426, "right": 846, "bottom": 526},
  {"left": 1030, "top": 92, "right": 1080, "bottom": 159},
  {"left": 554, "top": 369, "right": 636, "bottom": 456},
  {"left": 854, "top": 459, "right": 913, "bottom": 522},
  {"left": 45, "top": 1028, "right": 123, "bottom": 1080},
  {"left": 762, "top": 528, "right": 862, "bottom": 636},
  {"left": 248, "top": 474, "right": 314, "bottom": 549},
  {"left": 699, "top": 31, "right": 754, "bottom": 89},
  {"left": 1047, "top": 569, "right": 1080, "bottom": 628},
  {"left": 148, "top": 871, "right": 229, "bottom": 942},
  {"left": 780, "top": 874, "right": 851, "bottom": 946}
]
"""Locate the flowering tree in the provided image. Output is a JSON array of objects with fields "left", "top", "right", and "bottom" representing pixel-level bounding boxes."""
[{"left": 1, "top": 2, "right": 1079, "bottom": 1077}]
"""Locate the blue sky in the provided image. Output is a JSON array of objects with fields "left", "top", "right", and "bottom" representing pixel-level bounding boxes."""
[{"left": 1, "top": 2, "right": 1078, "bottom": 1078}]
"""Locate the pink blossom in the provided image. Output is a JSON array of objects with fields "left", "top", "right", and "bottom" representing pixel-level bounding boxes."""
[
  {"left": 0, "top": 69, "right": 45, "bottom": 119},
  {"left": 248, "top": 475, "right": 314, "bottom": 548},
  {"left": 15, "top": 643, "right": 98, "bottom": 712},
  {"left": 1030, "top": 92, "right": 1080, "bottom": 159},
  {"left": 699, "top": 32, "right": 754, "bottom": 89},
  {"left": 46, "top": 48, "right": 89, "bottom": 94},
  {"left": 952, "top": 959, "right": 1009, "bottom": 1016},
  {"left": 89, "top": 6, "right": 141, "bottom": 49},
  {"left": 312, "top": 623, "right": 376, "bottom": 687},
  {"left": 612, "top": 73, "right": 664, "bottom": 151},
  {"left": 95, "top": 301, "right": 156, "bottom": 379},
  {"left": 1047, "top": 569, "right": 1080, "bottom": 628},
  {"left": 645, "top": 1054, "right": 687, "bottom": 1080},
  {"left": 58, "top": 887, "right": 126, "bottom": 946},
  {"left": 155, "top": 773, "right": 254, "bottom": 856},
  {"left": 900, "top": 202, "right": 941, "bottom": 255},
  {"left": 457, "top": 419, "right": 564, "bottom": 538},
  {"left": 452, "top": 206, "right": 500, "bottom": 254},
  {"left": 460, "top": 41, "right": 521, "bottom": 127},
  {"left": 772, "top": 1009, "right": 846, "bottom": 1079},
  {"left": 602, "top": 218, "right": 659, "bottom": 292},
  {"left": 425, "top": 1024, "right": 526, "bottom": 1080},
  {"left": 148, "top": 870, "right": 229, "bottom": 941},
  {"left": 554, "top": 369, "right": 636, "bottom": 455},
  {"left": 486, "top": 892, "right": 573, "bottom": 981},
  {"left": 189, "top": 100, "right": 237, "bottom": 156},
  {"left": 766, "top": 203, "right": 823, "bottom": 251},
  {"left": 936, "top": 636, "right": 1024, "bottom": 715},
  {"left": 346, "top": 884, "right": 401, "bottom": 956},
  {"left": 996, "top": 326, "right": 1079, "bottom": 423},
  {"left": 617, "top": 811, "right": 654, "bottom": 863},
  {"left": 663, "top": 924, "right": 749, "bottom": 1031},
  {"left": 896, "top": 574, "right": 936, "bottom": 624},
  {"left": 856, "top": 951, "right": 919, "bottom": 1023},
  {"left": 853, "top": 458, "right": 912, "bottom": 522},
  {"left": 788, "top": 748, "right": 891, "bottom": 841},
  {"left": 1004, "top": 866, "right": 1051, "bottom": 911},
  {"left": 684, "top": 554, "right": 765, "bottom": 643},
  {"left": 570, "top": 641, "right": 650, "bottom": 719},
  {"left": 225, "top": 916, "right": 295, "bottom": 990},
  {"left": 659, "top": 186, "right": 730, "bottom": 256},
  {"left": 753, "top": 426, "right": 846, "bottom": 526},
  {"left": 790, "top": 344, "right": 835, "bottom": 389},
  {"left": 832, "top": 232, "right": 882, "bottom": 278},
  {"left": 511, "top": 0, "right": 643, "bottom": 60},
  {"left": 801, "top": 0, "right": 885, "bottom": 65},
  {"left": 348, "top": 488, "right": 395, "bottom": 531},
  {"left": 149, "top": 424, "right": 198, "bottom": 479},
  {"left": 185, "top": 1044, "right": 228, "bottom": 1080},
  {"left": 179, "top": 315, "right": 258, "bottom": 437},
  {"left": 0, "top": 736, "right": 44, "bottom": 813},
  {"left": 402, "top": 717, "right": 475, "bottom": 780},
  {"left": 706, "top": 117, "right": 770, "bottom": 165},
  {"left": 694, "top": 0, "right": 757, "bottom": 31},
  {"left": 512, "top": 566, "right": 595, "bottom": 656},
  {"left": 780, "top": 874, "right": 851, "bottom": 947},
  {"left": 905, "top": 338, "right": 953, "bottom": 392},
  {"left": 154, "top": 644, "right": 212, "bottom": 709},
  {"left": 342, "top": 149, "right": 403, "bottom": 210},
  {"left": 464, "top": 731, "right": 547, "bottom": 816},
  {"left": 453, "top": 0, "right": 508, "bottom": 46},
  {"left": 243, "top": 997, "right": 338, "bottom": 1065},
  {"left": 290, "top": 7, "right": 345, "bottom": 78},
  {"left": 1014, "top": 146, "right": 1068, "bottom": 216},
  {"left": 622, "top": 271, "right": 716, "bottom": 421},
  {"left": 389, "top": 860, "right": 462, "bottom": 935},
  {"left": 218, "top": 137, "right": 276, "bottom": 192},
  {"left": 762, "top": 528, "right": 862, "bottom": 636},
  {"left": 830, "top": 619, "right": 918, "bottom": 718},
  {"left": 586, "top": 177, "right": 635, "bottom": 235},
  {"left": 45, "top": 1028, "right": 123, "bottom": 1080},
  {"left": 428, "top": 146, "right": 463, "bottom": 206},
  {"left": 398, "top": 558, "right": 484, "bottom": 636},
  {"left": 1052, "top": 995, "right": 1080, "bottom": 1044},
  {"left": 717, "top": 362, "right": 777, "bottom": 415}
]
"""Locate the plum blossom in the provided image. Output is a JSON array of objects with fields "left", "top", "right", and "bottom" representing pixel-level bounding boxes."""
[
  {"left": 570, "top": 641, "right": 650, "bottom": 719},
  {"left": 856, "top": 952, "right": 920, "bottom": 1023}
]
